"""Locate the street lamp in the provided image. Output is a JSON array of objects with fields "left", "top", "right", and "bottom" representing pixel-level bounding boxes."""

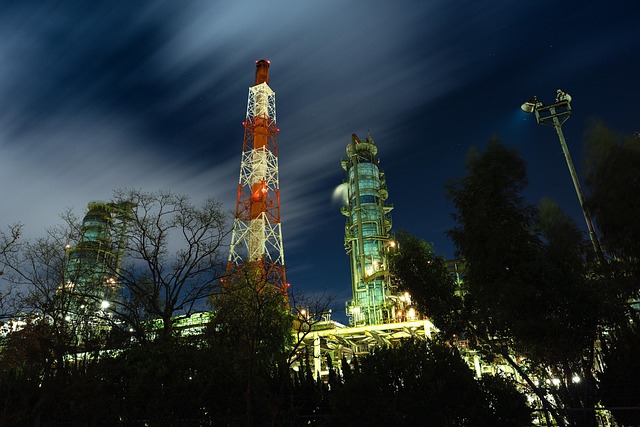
[{"left": 521, "top": 89, "right": 603, "bottom": 259}]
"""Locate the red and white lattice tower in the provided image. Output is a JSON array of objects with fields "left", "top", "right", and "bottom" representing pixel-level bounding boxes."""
[{"left": 227, "top": 60, "right": 286, "bottom": 291}]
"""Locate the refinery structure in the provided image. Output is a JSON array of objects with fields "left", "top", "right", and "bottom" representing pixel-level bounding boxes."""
[
  {"left": 291, "top": 131, "right": 435, "bottom": 377},
  {"left": 2, "top": 60, "right": 436, "bottom": 375},
  {"left": 227, "top": 59, "right": 287, "bottom": 292},
  {"left": 224, "top": 61, "right": 423, "bottom": 329},
  {"left": 219, "top": 61, "right": 433, "bottom": 376},
  {"left": 341, "top": 133, "right": 415, "bottom": 326},
  {"left": 62, "top": 201, "right": 132, "bottom": 317}
]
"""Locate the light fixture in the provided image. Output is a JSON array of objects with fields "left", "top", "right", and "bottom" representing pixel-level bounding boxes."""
[
  {"left": 555, "top": 89, "right": 572, "bottom": 103},
  {"left": 520, "top": 96, "right": 539, "bottom": 113},
  {"left": 520, "top": 89, "right": 603, "bottom": 260}
]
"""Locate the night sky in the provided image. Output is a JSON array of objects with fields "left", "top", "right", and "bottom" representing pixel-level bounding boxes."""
[{"left": 1, "top": 1, "right": 639, "bottom": 323}]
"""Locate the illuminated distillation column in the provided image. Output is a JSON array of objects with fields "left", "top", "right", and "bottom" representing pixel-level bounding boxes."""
[
  {"left": 64, "top": 201, "right": 132, "bottom": 309},
  {"left": 228, "top": 60, "right": 286, "bottom": 290},
  {"left": 342, "top": 133, "right": 396, "bottom": 326}
]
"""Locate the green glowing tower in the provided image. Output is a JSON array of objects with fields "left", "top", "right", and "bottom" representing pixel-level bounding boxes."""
[{"left": 342, "top": 133, "right": 410, "bottom": 326}]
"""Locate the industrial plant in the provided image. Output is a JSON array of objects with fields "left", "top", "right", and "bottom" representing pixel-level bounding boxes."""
[{"left": 0, "top": 60, "right": 434, "bottom": 359}]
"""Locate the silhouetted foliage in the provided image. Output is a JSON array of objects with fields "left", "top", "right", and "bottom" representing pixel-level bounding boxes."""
[
  {"left": 329, "top": 339, "right": 531, "bottom": 426},
  {"left": 208, "top": 262, "right": 294, "bottom": 426},
  {"left": 583, "top": 120, "right": 640, "bottom": 320},
  {"left": 598, "top": 325, "right": 640, "bottom": 426},
  {"left": 389, "top": 230, "right": 463, "bottom": 338},
  {"left": 442, "top": 139, "right": 605, "bottom": 426},
  {"left": 583, "top": 120, "right": 640, "bottom": 426}
]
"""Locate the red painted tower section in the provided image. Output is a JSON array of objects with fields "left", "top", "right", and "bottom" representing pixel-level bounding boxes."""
[{"left": 228, "top": 60, "right": 287, "bottom": 293}]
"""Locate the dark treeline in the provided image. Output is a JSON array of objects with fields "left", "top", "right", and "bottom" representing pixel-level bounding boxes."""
[{"left": 0, "top": 260, "right": 530, "bottom": 426}]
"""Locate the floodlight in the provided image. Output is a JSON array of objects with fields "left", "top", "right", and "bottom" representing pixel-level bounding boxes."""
[
  {"left": 555, "top": 89, "right": 572, "bottom": 103},
  {"left": 520, "top": 96, "right": 538, "bottom": 113}
]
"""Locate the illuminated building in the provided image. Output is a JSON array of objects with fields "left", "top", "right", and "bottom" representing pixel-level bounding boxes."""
[
  {"left": 63, "top": 201, "right": 132, "bottom": 313},
  {"left": 341, "top": 133, "right": 409, "bottom": 326}
]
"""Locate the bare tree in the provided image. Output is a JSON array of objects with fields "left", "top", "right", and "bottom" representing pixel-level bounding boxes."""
[
  {"left": 0, "top": 220, "right": 102, "bottom": 426},
  {"left": 286, "top": 289, "right": 335, "bottom": 364},
  {"left": 0, "top": 223, "right": 22, "bottom": 321},
  {"left": 111, "top": 189, "right": 230, "bottom": 340},
  {"left": 0, "top": 194, "right": 228, "bottom": 424}
]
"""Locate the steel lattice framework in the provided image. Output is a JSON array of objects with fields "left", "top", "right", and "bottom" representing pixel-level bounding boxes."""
[{"left": 228, "top": 61, "right": 286, "bottom": 291}]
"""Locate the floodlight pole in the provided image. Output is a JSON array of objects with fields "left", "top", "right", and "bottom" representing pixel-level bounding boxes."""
[{"left": 533, "top": 98, "right": 604, "bottom": 260}]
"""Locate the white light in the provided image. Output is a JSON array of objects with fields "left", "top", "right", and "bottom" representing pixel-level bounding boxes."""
[
  {"left": 556, "top": 89, "right": 572, "bottom": 103},
  {"left": 572, "top": 375, "right": 581, "bottom": 384},
  {"left": 521, "top": 97, "right": 538, "bottom": 113},
  {"left": 64, "top": 315, "right": 71, "bottom": 322},
  {"left": 404, "top": 292, "right": 411, "bottom": 305},
  {"left": 552, "top": 378, "right": 561, "bottom": 386},
  {"left": 100, "top": 300, "right": 110, "bottom": 309}
]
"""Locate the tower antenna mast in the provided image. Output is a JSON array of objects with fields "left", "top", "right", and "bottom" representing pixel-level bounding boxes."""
[{"left": 228, "top": 60, "right": 286, "bottom": 291}]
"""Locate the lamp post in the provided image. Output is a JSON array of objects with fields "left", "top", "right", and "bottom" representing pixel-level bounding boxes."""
[{"left": 521, "top": 90, "right": 604, "bottom": 260}]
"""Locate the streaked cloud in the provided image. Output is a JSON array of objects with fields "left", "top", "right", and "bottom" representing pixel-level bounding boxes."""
[{"left": 1, "top": 1, "right": 639, "bottom": 322}]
